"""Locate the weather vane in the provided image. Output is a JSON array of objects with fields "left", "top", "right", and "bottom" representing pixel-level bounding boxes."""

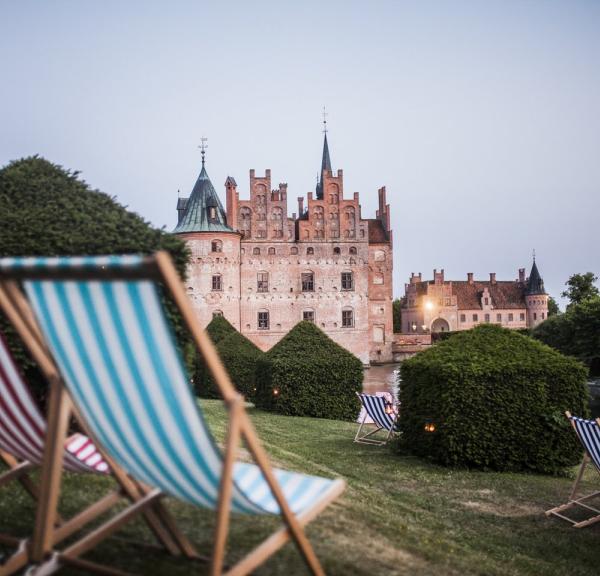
[
  {"left": 198, "top": 137, "right": 208, "bottom": 166},
  {"left": 533, "top": 248, "right": 536, "bottom": 262},
  {"left": 322, "top": 106, "right": 328, "bottom": 134}
]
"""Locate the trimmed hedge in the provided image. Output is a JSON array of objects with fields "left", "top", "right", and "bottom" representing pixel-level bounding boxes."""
[
  {"left": 398, "top": 324, "right": 589, "bottom": 473},
  {"left": 255, "top": 321, "right": 363, "bottom": 420},
  {"left": 0, "top": 156, "right": 190, "bottom": 409},
  {"left": 195, "top": 316, "right": 263, "bottom": 400}
]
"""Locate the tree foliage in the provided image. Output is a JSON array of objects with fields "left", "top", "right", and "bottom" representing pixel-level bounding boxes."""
[
  {"left": 398, "top": 324, "right": 589, "bottom": 473},
  {"left": 0, "top": 156, "right": 191, "bottom": 407},
  {"left": 562, "top": 272, "right": 599, "bottom": 309},
  {"left": 533, "top": 297, "right": 600, "bottom": 376},
  {"left": 393, "top": 298, "right": 403, "bottom": 333},
  {"left": 255, "top": 321, "right": 363, "bottom": 420},
  {"left": 547, "top": 296, "right": 560, "bottom": 317}
]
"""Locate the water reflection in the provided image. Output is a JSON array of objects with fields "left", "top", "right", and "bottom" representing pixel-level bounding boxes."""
[{"left": 363, "top": 364, "right": 400, "bottom": 400}]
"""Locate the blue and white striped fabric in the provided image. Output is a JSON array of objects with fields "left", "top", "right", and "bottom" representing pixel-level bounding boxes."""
[
  {"left": 0, "top": 254, "right": 145, "bottom": 272},
  {"left": 357, "top": 393, "right": 397, "bottom": 431},
  {"left": 8, "top": 255, "right": 335, "bottom": 516},
  {"left": 569, "top": 415, "right": 600, "bottom": 473}
]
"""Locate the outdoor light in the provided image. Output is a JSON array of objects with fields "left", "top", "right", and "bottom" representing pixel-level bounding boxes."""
[
  {"left": 424, "top": 422, "right": 436, "bottom": 433},
  {"left": 425, "top": 300, "right": 434, "bottom": 311},
  {"left": 384, "top": 401, "right": 394, "bottom": 415},
  {"left": 273, "top": 388, "right": 279, "bottom": 396}
]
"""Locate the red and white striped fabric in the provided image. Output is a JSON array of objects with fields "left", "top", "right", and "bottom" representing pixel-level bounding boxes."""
[{"left": 0, "top": 332, "right": 108, "bottom": 474}]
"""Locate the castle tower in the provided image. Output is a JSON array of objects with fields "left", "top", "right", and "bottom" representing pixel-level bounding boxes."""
[
  {"left": 525, "top": 256, "right": 548, "bottom": 328},
  {"left": 173, "top": 147, "right": 241, "bottom": 329}
]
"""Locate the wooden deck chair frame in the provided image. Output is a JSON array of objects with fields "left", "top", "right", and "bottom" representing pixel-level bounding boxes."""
[
  {"left": 0, "top": 252, "right": 345, "bottom": 576},
  {"left": 0, "top": 280, "right": 198, "bottom": 576},
  {"left": 354, "top": 393, "right": 398, "bottom": 446},
  {"left": 545, "top": 411, "right": 600, "bottom": 529}
]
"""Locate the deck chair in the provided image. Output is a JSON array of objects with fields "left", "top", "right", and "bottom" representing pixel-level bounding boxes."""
[
  {"left": 354, "top": 392, "right": 399, "bottom": 445},
  {"left": 0, "top": 253, "right": 345, "bottom": 576},
  {"left": 545, "top": 412, "right": 600, "bottom": 528},
  {"left": 0, "top": 330, "right": 195, "bottom": 576}
]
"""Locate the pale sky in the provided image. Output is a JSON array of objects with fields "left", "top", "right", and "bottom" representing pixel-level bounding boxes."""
[{"left": 1, "top": 0, "right": 599, "bottom": 305}]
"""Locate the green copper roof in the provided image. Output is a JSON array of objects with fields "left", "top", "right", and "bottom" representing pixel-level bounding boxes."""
[
  {"left": 316, "top": 133, "right": 332, "bottom": 200},
  {"left": 173, "top": 164, "right": 233, "bottom": 234},
  {"left": 526, "top": 259, "right": 546, "bottom": 295}
]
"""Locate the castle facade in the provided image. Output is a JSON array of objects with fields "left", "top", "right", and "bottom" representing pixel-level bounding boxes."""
[
  {"left": 401, "top": 264, "right": 548, "bottom": 334},
  {"left": 173, "top": 134, "right": 394, "bottom": 364}
]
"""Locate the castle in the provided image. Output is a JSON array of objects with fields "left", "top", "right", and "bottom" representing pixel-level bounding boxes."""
[
  {"left": 401, "top": 263, "right": 548, "bottom": 334},
  {"left": 173, "top": 132, "right": 394, "bottom": 364}
]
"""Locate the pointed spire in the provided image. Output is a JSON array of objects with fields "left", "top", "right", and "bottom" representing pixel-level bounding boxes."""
[
  {"left": 316, "top": 108, "right": 332, "bottom": 200},
  {"left": 526, "top": 254, "right": 546, "bottom": 295}
]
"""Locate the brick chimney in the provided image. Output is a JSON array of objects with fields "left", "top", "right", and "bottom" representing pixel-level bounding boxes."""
[
  {"left": 490, "top": 272, "right": 496, "bottom": 284},
  {"left": 518, "top": 268, "right": 526, "bottom": 283},
  {"left": 297, "top": 197, "right": 304, "bottom": 215},
  {"left": 467, "top": 272, "right": 474, "bottom": 284},
  {"left": 225, "top": 176, "right": 238, "bottom": 229}
]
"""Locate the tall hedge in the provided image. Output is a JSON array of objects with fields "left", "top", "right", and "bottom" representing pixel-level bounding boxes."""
[
  {"left": 398, "top": 324, "right": 590, "bottom": 474},
  {"left": 0, "top": 156, "right": 190, "bottom": 407},
  {"left": 195, "top": 316, "right": 263, "bottom": 400},
  {"left": 255, "top": 321, "right": 363, "bottom": 420}
]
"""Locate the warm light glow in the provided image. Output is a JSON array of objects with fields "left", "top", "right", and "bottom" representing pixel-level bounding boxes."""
[
  {"left": 385, "top": 403, "right": 394, "bottom": 415},
  {"left": 273, "top": 389, "right": 279, "bottom": 396},
  {"left": 424, "top": 422, "right": 436, "bottom": 433},
  {"left": 424, "top": 300, "right": 434, "bottom": 311}
]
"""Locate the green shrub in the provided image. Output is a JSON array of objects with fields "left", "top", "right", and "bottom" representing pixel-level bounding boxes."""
[
  {"left": 398, "top": 324, "right": 590, "bottom": 474},
  {"left": 255, "top": 321, "right": 363, "bottom": 420},
  {"left": 0, "top": 157, "right": 190, "bottom": 408},
  {"left": 194, "top": 316, "right": 263, "bottom": 400}
]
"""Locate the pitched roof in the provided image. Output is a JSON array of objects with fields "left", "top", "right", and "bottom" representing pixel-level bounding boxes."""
[
  {"left": 315, "top": 133, "right": 332, "bottom": 200},
  {"left": 451, "top": 281, "right": 526, "bottom": 310},
  {"left": 367, "top": 219, "right": 389, "bottom": 244},
  {"left": 173, "top": 165, "right": 233, "bottom": 234},
  {"left": 526, "top": 260, "right": 546, "bottom": 295}
]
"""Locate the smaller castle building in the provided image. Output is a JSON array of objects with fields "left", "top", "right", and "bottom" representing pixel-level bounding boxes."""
[{"left": 401, "top": 261, "right": 548, "bottom": 334}]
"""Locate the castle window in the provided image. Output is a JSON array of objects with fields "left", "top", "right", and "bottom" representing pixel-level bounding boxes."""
[
  {"left": 508, "top": 313, "right": 514, "bottom": 322},
  {"left": 333, "top": 247, "right": 341, "bottom": 255},
  {"left": 472, "top": 314, "right": 478, "bottom": 322},
  {"left": 484, "top": 297, "right": 489, "bottom": 306},
  {"left": 484, "top": 313, "right": 490, "bottom": 322},
  {"left": 496, "top": 313, "right": 502, "bottom": 322},
  {"left": 258, "top": 310, "right": 269, "bottom": 330},
  {"left": 290, "top": 246, "right": 298, "bottom": 255},
  {"left": 374, "top": 250, "right": 386, "bottom": 262},
  {"left": 301, "top": 272, "right": 314, "bottom": 292},
  {"left": 314, "top": 207, "right": 324, "bottom": 221},
  {"left": 273, "top": 230, "right": 283, "bottom": 238},
  {"left": 306, "top": 247, "right": 314, "bottom": 255},
  {"left": 341, "top": 272, "right": 354, "bottom": 291},
  {"left": 520, "top": 313, "right": 525, "bottom": 321},
  {"left": 542, "top": 312, "right": 545, "bottom": 320},
  {"left": 315, "top": 230, "right": 324, "bottom": 239},
  {"left": 213, "top": 310, "right": 223, "bottom": 318},
  {"left": 342, "top": 308, "right": 354, "bottom": 328},
  {"left": 209, "top": 207, "right": 217, "bottom": 220},
  {"left": 272, "top": 207, "right": 283, "bottom": 221},
  {"left": 330, "top": 230, "right": 339, "bottom": 239},
  {"left": 256, "top": 230, "right": 266, "bottom": 238},
  {"left": 349, "top": 246, "right": 357, "bottom": 255},
  {"left": 303, "top": 310, "right": 315, "bottom": 323},
  {"left": 253, "top": 247, "right": 260, "bottom": 256},
  {"left": 211, "top": 275, "right": 222, "bottom": 291},
  {"left": 373, "top": 273, "right": 384, "bottom": 285},
  {"left": 533, "top": 312, "right": 537, "bottom": 321},
  {"left": 211, "top": 240, "right": 223, "bottom": 253},
  {"left": 257, "top": 272, "right": 269, "bottom": 293},
  {"left": 268, "top": 247, "right": 276, "bottom": 255},
  {"left": 460, "top": 314, "right": 466, "bottom": 322}
]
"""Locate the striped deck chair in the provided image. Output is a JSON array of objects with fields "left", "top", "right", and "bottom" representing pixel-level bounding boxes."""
[
  {"left": 545, "top": 412, "right": 600, "bottom": 528},
  {"left": 0, "top": 253, "right": 345, "bottom": 576},
  {"left": 0, "top": 331, "right": 193, "bottom": 575},
  {"left": 354, "top": 392, "right": 399, "bottom": 445}
]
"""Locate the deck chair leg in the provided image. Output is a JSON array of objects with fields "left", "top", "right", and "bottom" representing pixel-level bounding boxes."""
[
  {"left": 30, "top": 379, "right": 72, "bottom": 563},
  {"left": 211, "top": 399, "right": 243, "bottom": 576},
  {"left": 354, "top": 413, "right": 368, "bottom": 442}
]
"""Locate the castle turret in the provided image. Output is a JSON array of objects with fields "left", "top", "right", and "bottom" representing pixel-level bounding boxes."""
[{"left": 525, "top": 257, "right": 548, "bottom": 328}]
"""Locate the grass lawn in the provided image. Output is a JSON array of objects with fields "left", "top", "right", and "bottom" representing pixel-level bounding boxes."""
[{"left": 1, "top": 400, "right": 599, "bottom": 575}]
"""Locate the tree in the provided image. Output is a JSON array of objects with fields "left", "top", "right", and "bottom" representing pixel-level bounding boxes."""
[
  {"left": 547, "top": 296, "right": 560, "bottom": 317},
  {"left": 562, "top": 273, "right": 599, "bottom": 308},
  {"left": 393, "top": 298, "right": 403, "bottom": 333},
  {"left": 0, "top": 156, "right": 191, "bottom": 406}
]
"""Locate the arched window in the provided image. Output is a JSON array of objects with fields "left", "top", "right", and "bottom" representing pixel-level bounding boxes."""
[
  {"left": 333, "top": 247, "right": 341, "bottom": 255},
  {"left": 268, "top": 247, "right": 275, "bottom": 255},
  {"left": 253, "top": 247, "right": 260, "bottom": 256},
  {"left": 349, "top": 246, "right": 357, "bottom": 255},
  {"left": 306, "top": 247, "right": 314, "bottom": 255},
  {"left": 213, "top": 310, "right": 223, "bottom": 318},
  {"left": 313, "top": 206, "right": 324, "bottom": 221},
  {"left": 211, "top": 240, "right": 222, "bottom": 253},
  {"left": 272, "top": 207, "right": 283, "bottom": 221}
]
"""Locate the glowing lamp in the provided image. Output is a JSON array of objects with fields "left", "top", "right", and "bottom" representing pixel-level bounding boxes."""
[
  {"left": 424, "top": 422, "right": 436, "bottom": 433},
  {"left": 384, "top": 402, "right": 394, "bottom": 415},
  {"left": 424, "top": 300, "right": 434, "bottom": 311},
  {"left": 273, "top": 389, "right": 279, "bottom": 396}
]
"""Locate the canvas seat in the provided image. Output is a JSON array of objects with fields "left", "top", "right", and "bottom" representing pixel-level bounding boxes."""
[
  {"left": 545, "top": 412, "right": 600, "bottom": 528},
  {"left": 0, "top": 252, "right": 345, "bottom": 575},
  {"left": 354, "top": 392, "right": 399, "bottom": 445}
]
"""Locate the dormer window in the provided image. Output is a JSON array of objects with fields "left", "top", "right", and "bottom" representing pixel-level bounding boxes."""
[{"left": 209, "top": 207, "right": 217, "bottom": 220}]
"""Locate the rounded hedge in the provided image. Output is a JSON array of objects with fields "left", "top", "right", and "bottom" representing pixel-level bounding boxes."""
[
  {"left": 195, "top": 315, "right": 263, "bottom": 400},
  {"left": 398, "top": 324, "right": 590, "bottom": 473},
  {"left": 254, "top": 321, "right": 363, "bottom": 420},
  {"left": 0, "top": 157, "right": 190, "bottom": 408}
]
